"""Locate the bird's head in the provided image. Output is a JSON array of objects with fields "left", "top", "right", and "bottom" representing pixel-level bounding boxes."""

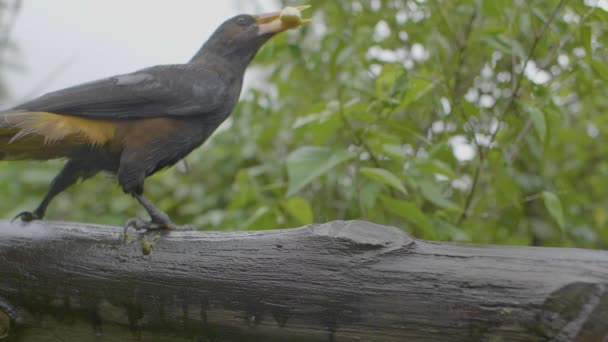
[{"left": 194, "top": 6, "right": 311, "bottom": 66}]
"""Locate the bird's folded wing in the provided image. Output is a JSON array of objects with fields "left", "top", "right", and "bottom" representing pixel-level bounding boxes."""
[{"left": 12, "top": 65, "right": 227, "bottom": 119}]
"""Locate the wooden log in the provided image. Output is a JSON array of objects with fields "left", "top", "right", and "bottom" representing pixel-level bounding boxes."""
[{"left": 0, "top": 220, "right": 607, "bottom": 341}]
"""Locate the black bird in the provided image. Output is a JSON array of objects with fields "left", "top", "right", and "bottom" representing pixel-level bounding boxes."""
[{"left": 0, "top": 6, "right": 311, "bottom": 230}]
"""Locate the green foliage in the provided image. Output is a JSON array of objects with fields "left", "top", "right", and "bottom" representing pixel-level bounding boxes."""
[
  {"left": 2, "top": 0, "right": 608, "bottom": 249},
  {"left": 543, "top": 191, "right": 565, "bottom": 232},
  {"left": 360, "top": 167, "right": 408, "bottom": 195},
  {"left": 286, "top": 146, "right": 355, "bottom": 196}
]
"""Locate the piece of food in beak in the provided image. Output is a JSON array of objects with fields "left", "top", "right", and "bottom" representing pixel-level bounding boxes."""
[
  {"left": 281, "top": 6, "right": 311, "bottom": 26},
  {"left": 258, "top": 5, "right": 312, "bottom": 35}
]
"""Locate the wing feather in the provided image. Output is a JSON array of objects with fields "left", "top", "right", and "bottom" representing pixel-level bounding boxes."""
[{"left": 12, "top": 64, "right": 228, "bottom": 119}]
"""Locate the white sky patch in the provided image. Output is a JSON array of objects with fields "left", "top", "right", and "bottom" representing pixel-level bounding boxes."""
[
  {"left": 452, "top": 175, "right": 472, "bottom": 192},
  {"left": 432, "top": 121, "right": 445, "bottom": 134},
  {"left": 410, "top": 43, "right": 428, "bottom": 62},
  {"left": 449, "top": 135, "right": 476, "bottom": 162},
  {"left": 558, "top": 54, "right": 570, "bottom": 69},
  {"left": 497, "top": 71, "right": 511, "bottom": 83},
  {"left": 396, "top": 10, "right": 408, "bottom": 24},
  {"left": 585, "top": 0, "right": 608, "bottom": 10},
  {"left": 403, "top": 59, "right": 415, "bottom": 70},
  {"left": 374, "top": 20, "right": 391, "bottom": 42},
  {"left": 492, "top": 86, "right": 502, "bottom": 99},
  {"left": 524, "top": 60, "right": 551, "bottom": 85},
  {"left": 479, "top": 94, "right": 496, "bottom": 108},
  {"left": 465, "top": 88, "right": 479, "bottom": 103},
  {"left": 563, "top": 10, "right": 580, "bottom": 24},
  {"left": 481, "top": 64, "right": 493, "bottom": 79},
  {"left": 479, "top": 80, "right": 496, "bottom": 94},
  {"left": 371, "top": 0, "right": 382, "bottom": 11},
  {"left": 474, "top": 133, "right": 496, "bottom": 148},
  {"left": 435, "top": 174, "right": 449, "bottom": 182},
  {"left": 586, "top": 122, "right": 600, "bottom": 138},
  {"left": 573, "top": 47, "right": 586, "bottom": 58},
  {"left": 440, "top": 97, "right": 451, "bottom": 115},
  {"left": 370, "top": 64, "right": 382, "bottom": 76},
  {"left": 366, "top": 46, "right": 415, "bottom": 70}
]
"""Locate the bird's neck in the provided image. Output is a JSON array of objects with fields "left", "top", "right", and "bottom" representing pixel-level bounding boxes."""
[
  {"left": 189, "top": 45, "right": 255, "bottom": 75},
  {"left": 190, "top": 54, "right": 247, "bottom": 78}
]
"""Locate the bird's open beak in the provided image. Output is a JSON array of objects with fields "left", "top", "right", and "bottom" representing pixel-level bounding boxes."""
[{"left": 256, "top": 5, "right": 312, "bottom": 35}]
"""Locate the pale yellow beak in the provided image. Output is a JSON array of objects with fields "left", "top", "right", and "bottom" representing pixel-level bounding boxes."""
[{"left": 256, "top": 5, "right": 312, "bottom": 35}]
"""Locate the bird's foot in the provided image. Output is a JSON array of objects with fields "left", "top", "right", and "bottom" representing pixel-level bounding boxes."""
[
  {"left": 123, "top": 217, "right": 194, "bottom": 237},
  {"left": 11, "top": 211, "right": 42, "bottom": 223}
]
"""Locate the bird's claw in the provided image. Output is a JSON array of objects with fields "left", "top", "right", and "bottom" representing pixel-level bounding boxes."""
[
  {"left": 12, "top": 211, "right": 41, "bottom": 223},
  {"left": 124, "top": 217, "right": 159, "bottom": 231},
  {"left": 123, "top": 217, "right": 194, "bottom": 237}
]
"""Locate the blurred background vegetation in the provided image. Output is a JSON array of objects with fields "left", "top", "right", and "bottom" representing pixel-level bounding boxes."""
[{"left": 1, "top": 0, "right": 607, "bottom": 249}]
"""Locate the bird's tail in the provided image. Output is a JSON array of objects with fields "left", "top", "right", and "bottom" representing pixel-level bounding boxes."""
[{"left": 0, "top": 111, "right": 90, "bottom": 160}]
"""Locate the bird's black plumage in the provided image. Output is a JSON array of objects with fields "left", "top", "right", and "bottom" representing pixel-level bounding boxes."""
[
  {"left": 0, "top": 10, "right": 309, "bottom": 230},
  {"left": 14, "top": 66, "right": 230, "bottom": 119}
]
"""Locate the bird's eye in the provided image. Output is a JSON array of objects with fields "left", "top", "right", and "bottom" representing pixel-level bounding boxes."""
[{"left": 236, "top": 17, "right": 250, "bottom": 26}]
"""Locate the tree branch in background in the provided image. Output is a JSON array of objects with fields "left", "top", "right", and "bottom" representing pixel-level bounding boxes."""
[
  {"left": 458, "top": 0, "right": 568, "bottom": 224},
  {"left": 507, "top": 5, "right": 596, "bottom": 163}
]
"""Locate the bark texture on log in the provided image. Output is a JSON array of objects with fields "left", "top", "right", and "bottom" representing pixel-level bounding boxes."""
[{"left": 0, "top": 220, "right": 607, "bottom": 341}]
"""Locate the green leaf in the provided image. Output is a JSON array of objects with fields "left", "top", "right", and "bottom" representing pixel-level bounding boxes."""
[
  {"left": 292, "top": 104, "right": 342, "bottom": 145},
  {"left": 286, "top": 147, "right": 356, "bottom": 196},
  {"left": 376, "top": 63, "right": 408, "bottom": 99},
  {"left": 382, "top": 144, "right": 405, "bottom": 162},
  {"left": 590, "top": 8, "right": 608, "bottom": 24},
  {"left": 531, "top": 7, "right": 548, "bottom": 23},
  {"left": 416, "top": 160, "right": 457, "bottom": 180},
  {"left": 580, "top": 24, "right": 591, "bottom": 59},
  {"left": 528, "top": 106, "right": 547, "bottom": 144},
  {"left": 240, "top": 206, "right": 271, "bottom": 230},
  {"left": 542, "top": 191, "right": 565, "bottom": 232},
  {"left": 360, "top": 167, "right": 408, "bottom": 195},
  {"left": 483, "top": 35, "right": 526, "bottom": 60},
  {"left": 400, "top": 77, "right": 435, "bottom": 107},
  {"left": 481, "top": 1, "right": 502, "bottom": 17},
  {"left": 590, "top": 59, "right": 608, "bottom": 82},
  {"left": 419, "top": 180, "right": 460, "bottom": 211},
  {"left": 435, "top": 219, "right": 471, "bottom": 242},
  {"left": 381, "top": 196, "right": 436, "bottom": 238},
  {"left": 360, "top": 181, "right": 384, "bottom": 208},
  {"left": 282, "top": 197, "right": 314, "bottom": 225}
]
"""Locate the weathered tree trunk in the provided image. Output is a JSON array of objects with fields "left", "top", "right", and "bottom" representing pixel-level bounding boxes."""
[{"left": 0, "top": 220, "right": 606, "bottom": 341}]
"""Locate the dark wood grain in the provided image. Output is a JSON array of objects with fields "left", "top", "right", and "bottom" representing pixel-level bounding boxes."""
[{"left": 0, "top": 220, "right": 606, "bottom": 341}]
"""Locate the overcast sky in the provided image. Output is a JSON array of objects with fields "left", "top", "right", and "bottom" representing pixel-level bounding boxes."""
[{"left": 4, "top": 0, "right": 278, "bottom": 106}]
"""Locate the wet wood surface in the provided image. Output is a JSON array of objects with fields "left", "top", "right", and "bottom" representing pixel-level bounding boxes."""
[{"left": 0, "top": 220, "right": 607, "bottom": 341}]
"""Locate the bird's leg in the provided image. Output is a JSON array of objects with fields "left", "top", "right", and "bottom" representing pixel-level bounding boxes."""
[
  {"left": 124, "top": 193, "right": 193, "bottom": 234},
  {"left": 13, "top": 160, "right": 96, "bottom": 222}
]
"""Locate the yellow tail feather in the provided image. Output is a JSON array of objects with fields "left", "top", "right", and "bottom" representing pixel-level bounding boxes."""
[{"left": 0, "top": 111, "right": 117, "bottom": 160}]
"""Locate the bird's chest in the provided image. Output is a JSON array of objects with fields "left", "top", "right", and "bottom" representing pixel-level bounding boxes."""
[{"left": 113, "top": 116, "right": 221, "bottom": 175}]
